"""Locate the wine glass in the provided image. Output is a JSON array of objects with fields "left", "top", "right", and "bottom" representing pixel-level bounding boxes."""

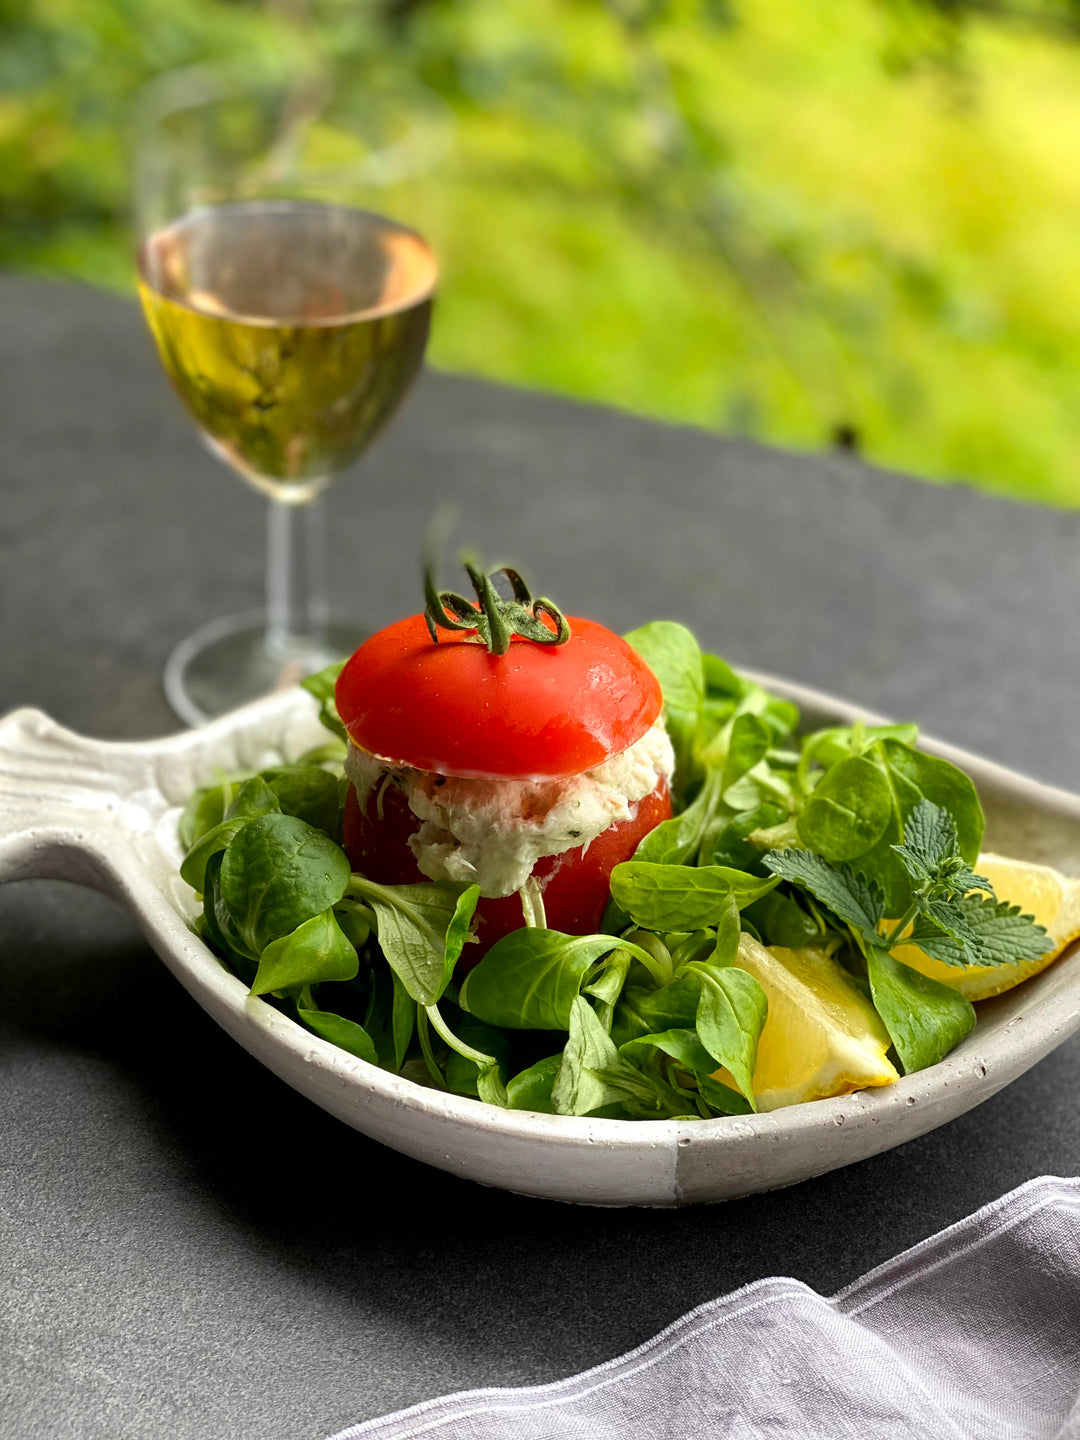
[{"left": 133, "top": 65, "right": 448, "bottom": 725}]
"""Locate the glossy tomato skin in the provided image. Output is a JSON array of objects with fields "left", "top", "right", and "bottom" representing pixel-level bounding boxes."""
[
  {"left": 335, "top": 614, "right": 662, "bottom": 781},
  {"left": 343, "top": 777, "right": 672, "bottom": 968}
]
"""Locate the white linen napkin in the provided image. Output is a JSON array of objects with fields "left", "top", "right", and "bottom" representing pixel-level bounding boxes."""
[{"left": 325, "top": 1175, "right": 1080, "bottom": 1440}]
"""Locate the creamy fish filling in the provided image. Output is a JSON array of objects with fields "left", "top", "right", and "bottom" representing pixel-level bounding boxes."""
[{"left": 345, "top": 718, "right": 675, "bottom": 899}]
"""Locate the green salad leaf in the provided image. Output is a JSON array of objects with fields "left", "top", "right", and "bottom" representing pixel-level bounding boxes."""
[
  {"left": 461, "top": 931, "right": 628, "bottom": 1030},
  {"left": 220, "top": 813, "right": 352, "bottom": 957},
  {"left": 259, "top": 766, "right": 343, "bottom": 836},
  {"left": 551, "top": 996, "right": 624, "bottom": 1116},
  {"left": 609, "top": 861, "right": 777, "bottom": 931},
  {"left": 620, "top": 1027, "right": 718, "bottom": 1075},
  {"left": 180, "top": 816, "right": 249, "bottom": 894},
  {"left": 349, "top": 876, "right": 478, "bottom": 1006},
  {"left": 858, "top": 743, "right": 985, "bottom": 912},
  {"left": 721, "top": 712, "right": 772, "bottom": 797},
  {"left": 690, "top": 963, "right": 768, "bottom": 1109},
  {"left": 506, "top": 1054, "right": 563, "bottom": 1113},
  {"left": 300, "top": 660, "right": 348, "bottom": 744},
  {"left": 610, "top": 973, "right": 702, "bottom": 1046},
  {"left": 864, "top": 944, "right": 976, "bottom": 1073},
  {"left": 298, "top": 1006, "right": 379, "bottom": 1066},
  {"left": 797, "top": 754, "right": 892, "bottom": 862},
  {"left": 251, "top": 908, "right": 358, "bottom": 997},
  {"left": 623, "top": 621, "right": 703, "bottom": 791}
]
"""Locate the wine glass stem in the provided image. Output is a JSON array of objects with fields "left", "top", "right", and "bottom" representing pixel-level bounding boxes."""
[{"left": 265, "top": 495, "right": 329, "bottom": 661}]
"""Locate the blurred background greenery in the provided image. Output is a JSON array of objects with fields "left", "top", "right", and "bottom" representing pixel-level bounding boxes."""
[{"left": 6, "top": 0, "right": 1080, "bottom": 504}]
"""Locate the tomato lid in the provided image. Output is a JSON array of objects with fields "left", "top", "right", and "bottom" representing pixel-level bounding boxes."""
[{"left": 335, "top": 613, "right": 663, "bottom": 780}]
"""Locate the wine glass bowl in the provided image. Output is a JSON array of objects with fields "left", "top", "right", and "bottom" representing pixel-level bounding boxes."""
[
  {"left": 137, "top": 201, "right": 437, "bottom": 504},
  {"left": 133, "top": 66, "right": 447, "bottom": 722}
]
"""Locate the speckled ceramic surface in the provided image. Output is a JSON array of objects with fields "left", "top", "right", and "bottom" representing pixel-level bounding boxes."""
[{"left": 2, "top": 676, "right": 1078, "bottom": 1208}]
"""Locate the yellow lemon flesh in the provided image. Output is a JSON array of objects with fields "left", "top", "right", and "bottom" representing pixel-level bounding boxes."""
[
  {"left": 714, "top": 934, "right": 898, "bottom": 1112},
  {"left": 891, "top": 853, "right": 1080, "bottom": 1002}
]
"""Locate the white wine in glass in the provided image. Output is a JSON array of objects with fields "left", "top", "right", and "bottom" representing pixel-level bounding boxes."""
[
  {"left": 138, "top": 201, "right": 435, "bottom": 498},
  {"left": 134, "top": 68, "right": 446, "bottom": 724}
]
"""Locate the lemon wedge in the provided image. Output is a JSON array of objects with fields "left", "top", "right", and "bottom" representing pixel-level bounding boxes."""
[
  {"left": 892, "top": 853, "right": 1080, "bottom": 1001},
  {"left": 714, "top": 934, "right": 898, "bottom": 1112}
]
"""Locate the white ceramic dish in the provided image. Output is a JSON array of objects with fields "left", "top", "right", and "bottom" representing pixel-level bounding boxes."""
[{"left": 2, "top": 676, "right": 1079, "bottom": 1207}]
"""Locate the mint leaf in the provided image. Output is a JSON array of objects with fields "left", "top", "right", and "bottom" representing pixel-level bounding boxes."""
[
  {"left": 891, "top": 798, "right": 957, "bottom": 884},
  {"left": 904, "top": 918, "right": 976, "bottom": 969},
  {"left": 964, "top": 897, "right": 1052, "bottom": 966},
  {"left": 763, "top": 848, "right": 883, "bottom": 935},
  {"left": 952, "top": 864, "right": 994, "bottom": 897},
  {"left": 891, "top": 800, "right": 992, "bottom": 901},
  {"left": 908, "top": 894, "right": 1053, "bottom": 969},
  {"left": 858, "top": 743, "right": 985, "bottom": 913},
  {"left": 918, "top": 898, "right": 985, "bottom": 965}
]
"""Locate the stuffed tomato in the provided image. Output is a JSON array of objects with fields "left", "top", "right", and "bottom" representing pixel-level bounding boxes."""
[{"left": 335, "top": 563, "right": 674, "bottom": 961}]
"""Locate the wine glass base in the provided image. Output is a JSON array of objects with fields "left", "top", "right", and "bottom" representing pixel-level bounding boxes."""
[{"left": 164, "top": 610, "right": 367, "bottom": 727}]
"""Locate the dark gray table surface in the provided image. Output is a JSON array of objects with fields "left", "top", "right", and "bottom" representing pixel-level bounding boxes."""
[{"left": 3, "top": 274, "right": 1080, "bottom": 1440}]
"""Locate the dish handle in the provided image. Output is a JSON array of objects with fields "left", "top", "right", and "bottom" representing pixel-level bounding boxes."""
[{"left": 0, "top": 707, "right": 162, "bottom": 891}]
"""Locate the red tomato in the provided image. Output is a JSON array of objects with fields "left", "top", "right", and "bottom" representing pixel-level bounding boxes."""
[
  {"left": 335, "top": 614, "right": 663, "bottom": 780},
  {"left": 343, "top": 779, "right": 672, "bottom": 967}
]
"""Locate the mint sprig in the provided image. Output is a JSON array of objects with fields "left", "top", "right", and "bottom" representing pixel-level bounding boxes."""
[
  {"left": 764, "top": 799, "right": 1051, "bottom": 972},
  {"left": 890, "top": 799, "right": 991, "bottom": 902},
  {"left": 908, "top": 895, "right": 1054, "bottom": 969}
]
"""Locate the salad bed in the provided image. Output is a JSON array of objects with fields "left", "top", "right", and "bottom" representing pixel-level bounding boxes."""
[{"left": 179, "top": 618, "right": 1056, "bottom": 1121}]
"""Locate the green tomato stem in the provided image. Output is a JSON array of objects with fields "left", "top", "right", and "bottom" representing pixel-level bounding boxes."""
[{"left": 424, "top": 549, "right": 571, "bottom": 654}]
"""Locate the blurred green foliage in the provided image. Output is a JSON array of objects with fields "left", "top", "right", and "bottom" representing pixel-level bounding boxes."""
[{"left": 7, "top": 0, "right": 1080, "bottom": 503}]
